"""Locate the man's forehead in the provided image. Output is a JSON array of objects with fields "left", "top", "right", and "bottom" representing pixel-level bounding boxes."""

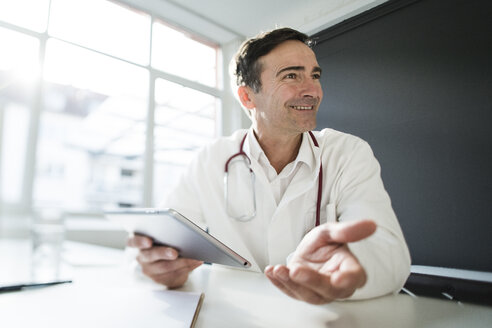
[
  {"left": 260, "top": 41, "right": 320, "bottom": 73},
  {"left": 274, "top": 65, "right": 322, "bottom": 77}
]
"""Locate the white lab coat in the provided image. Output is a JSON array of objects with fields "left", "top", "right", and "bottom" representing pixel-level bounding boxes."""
[{"left": 164, "top": 127, "right": 411, "bottom": 300}]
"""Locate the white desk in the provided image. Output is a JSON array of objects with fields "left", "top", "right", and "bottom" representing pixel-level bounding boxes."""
[{"left": 1, "top": 239, "right": 491, "bottom": 328}]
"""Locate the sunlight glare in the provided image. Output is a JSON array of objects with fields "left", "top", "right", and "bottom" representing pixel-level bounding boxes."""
[
  {"left": 0, "top": 0, "right": 50, "bottom": 32},
  {"left": 0, "top": 27, "right": 40, "bottom": 88}
]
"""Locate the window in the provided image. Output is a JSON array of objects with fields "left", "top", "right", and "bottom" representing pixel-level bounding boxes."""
[
  {"left": 48, "top": 0, "right": 151, "bottom": 65},
  {"left": 0, "top": 0, "right": 50, "bottom": 33},
  {"left": 152, "top": 21, "right": 218, "bottom": 87},
  {"left": 0, "top": 0, "right": 220, "bottom": 213},
  {"left": 153, "top": 78, "right": 220, "bottom": 204},
  {"left": 0, "top": 27, "right": 40, "bottom": 203},
  {"left": 34, "top": 39, "right": 149, "bottom": 210}
]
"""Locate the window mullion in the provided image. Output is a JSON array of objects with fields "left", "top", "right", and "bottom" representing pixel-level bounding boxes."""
[
  {"left": 143, "top": 72, "right": 156, "bottom": 207},
  {"left": 21, "top": 33, "right": 48, "bottom": 212},
  {"left": 142, "top": 15, "right": 155, "bottom": 207}
]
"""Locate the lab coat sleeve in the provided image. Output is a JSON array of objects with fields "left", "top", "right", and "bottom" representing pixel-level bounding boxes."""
[
  {"left": 159, "top": 148, "right": 208, "bottom": 229},
  {"left": 334, "top": 140, "right": 411, "bottom": 300}
]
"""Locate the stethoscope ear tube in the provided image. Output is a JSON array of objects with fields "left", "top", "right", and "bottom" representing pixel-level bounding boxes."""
[
  {"left": 224, "top": 161, "right": 257, "bottom": 221},
  {"left": 225, "top": 132, "right": 322, "bottom": 226}
]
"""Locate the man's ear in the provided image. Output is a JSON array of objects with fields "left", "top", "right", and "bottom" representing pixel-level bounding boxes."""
[{"left": 237, "top": 86, "right": 256, "bottom": 109}]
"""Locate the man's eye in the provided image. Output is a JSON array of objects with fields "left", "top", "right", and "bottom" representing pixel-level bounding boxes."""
[
  {"left": 285, "top": 73, "right": 297, "bottom": 79},
  {"left": 312, "top": 73, "right": 321, "bottom": 80}
]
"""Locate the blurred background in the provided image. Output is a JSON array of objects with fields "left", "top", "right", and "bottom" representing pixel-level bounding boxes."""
[{"left": 0, "top": 0, "right": 386, "bottom": 248}]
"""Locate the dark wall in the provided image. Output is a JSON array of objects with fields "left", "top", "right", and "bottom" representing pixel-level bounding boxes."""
[{"left": 313, "top": 0, "right": 492, "bottom": 271}]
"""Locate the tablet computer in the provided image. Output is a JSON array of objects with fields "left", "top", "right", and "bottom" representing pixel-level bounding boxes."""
[{"left": 105, "top": 208, "right": 251, "bottom": 269}]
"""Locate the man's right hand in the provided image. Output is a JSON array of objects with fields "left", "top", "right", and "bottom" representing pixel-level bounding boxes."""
[{"left": 127, "top": 234, "right": 203, "bottom": 288}]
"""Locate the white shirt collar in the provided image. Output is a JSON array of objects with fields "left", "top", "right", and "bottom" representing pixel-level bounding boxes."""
[{"left": 245, "top": 128, "right": 316, "bottom": 176}]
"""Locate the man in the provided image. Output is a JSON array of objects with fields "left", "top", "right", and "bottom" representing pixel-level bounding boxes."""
[{"left": 128, "top": 28, "right": 411, "bottom": 304}]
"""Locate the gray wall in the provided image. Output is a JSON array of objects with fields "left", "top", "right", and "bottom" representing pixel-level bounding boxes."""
[{"left": 313, "top": 0, "right": 492, "bottom": 271}]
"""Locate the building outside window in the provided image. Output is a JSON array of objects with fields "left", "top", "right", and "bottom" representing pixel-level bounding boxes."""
[{"left": 0, "top": 0, "right": 221, "bottom": 215}]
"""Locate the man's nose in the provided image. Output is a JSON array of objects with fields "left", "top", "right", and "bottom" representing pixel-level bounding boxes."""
[{"left": 300, "top": 78, "right": 322, "bottom": 98}]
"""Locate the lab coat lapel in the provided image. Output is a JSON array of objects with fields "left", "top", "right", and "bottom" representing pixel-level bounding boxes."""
[
  {"left": 277, "top": 165, "right": 318, "bottom": 209},
  {"left": 212, "top": 214, "right": 262, "bottom": 272},
  {"left": 277, "top": 134, "right": 322, "bottom": 212},
  {"left": 250, "top": 159, "right": 277, "bottom": 213},
  {"left": 267, "top": 136, "right": 323, "bottom": 264}
]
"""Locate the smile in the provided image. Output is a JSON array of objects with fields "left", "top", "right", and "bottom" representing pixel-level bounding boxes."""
[{"left": 290, "top": 105, "right": 314, "bottom": 110}]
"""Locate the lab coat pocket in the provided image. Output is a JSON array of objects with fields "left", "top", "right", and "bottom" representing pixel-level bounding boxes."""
[{"left": 326, "top": 203, "right": 338, "bottom": 222}]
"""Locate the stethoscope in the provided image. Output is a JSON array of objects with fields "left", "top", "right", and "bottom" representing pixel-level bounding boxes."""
[{"left": 224, "top": 131, "right": 322, "bottom": 227}]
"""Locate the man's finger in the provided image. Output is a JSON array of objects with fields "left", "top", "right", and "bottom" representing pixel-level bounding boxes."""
[
  {"left": 269, "top": 265, "right": 328, "bottom": 305},
  {"left": 330, "top": 255, "right": 367, "bottom": 290},
  {"left": 141, "top": 258, "right": 202, "bottom": 276},
  {"left": 127, "top": 234, "right": 153, "bottom": 249},
  {"left": 289, "top": 265, "right": 338, "bottom": 299},
  {"left": 146, "top": 260, "right": 203, "bottom": 288},
  {"left": 296, "top": 220, "right": 376, "bottom": 256},
  {"left": 137, "top": 246, "right": 179, "bottom": 263},
  {"left": 290, "top": 263, "right": 362, "bottom": 300},
  {"left": 328, "top": 219, "right": 377, "bottom": 244},
  {"left": 265, "top": 266, "right": 297, "bottom": 299}
]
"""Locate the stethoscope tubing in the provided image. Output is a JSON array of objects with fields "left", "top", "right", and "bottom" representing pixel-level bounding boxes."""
[{"left": 225, "top": 131, "right": 322, "bottom": 227}]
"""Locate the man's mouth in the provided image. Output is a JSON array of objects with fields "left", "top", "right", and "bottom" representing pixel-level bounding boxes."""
[{"left": 290, "top": 105, "right": 314, "bottom": 111}]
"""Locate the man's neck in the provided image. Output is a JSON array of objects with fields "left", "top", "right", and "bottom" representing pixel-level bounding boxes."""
[{"left": 253, "top": 129, "right": 303, "bottom": 174}]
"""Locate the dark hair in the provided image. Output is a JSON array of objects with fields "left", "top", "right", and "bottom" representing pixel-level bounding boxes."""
[{"left": 234, "top": 28, "right": 314, "bottom": 93}]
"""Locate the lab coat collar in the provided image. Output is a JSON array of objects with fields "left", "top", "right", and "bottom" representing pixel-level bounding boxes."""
[
  {"left": 242, "top": 128, "right": 322, "bottom": 213},
  {"left": 305, "top": 130, "right": 322, "bottom": 172},
  {"left": 295, "top": 131, "right": 316, "bottom": 171},
  {"left": 245, "top": 127, "right": 262, "bottom": 162},
  {"left": 244, "top": 127, "right": 317, "bottom": 173}
]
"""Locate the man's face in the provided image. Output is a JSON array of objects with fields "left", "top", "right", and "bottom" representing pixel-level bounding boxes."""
[{"left": 248, "top": 40, "right": 323, "bottom": 138}]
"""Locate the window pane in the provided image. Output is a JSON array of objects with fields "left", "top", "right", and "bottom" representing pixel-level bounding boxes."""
[
  {"left": 0, "top": 27, "right": 40, "bottom": 82},
  {"left": 0, "top": 0, "right": 50, "bottom": 33},
  {"left": 0, "top": 27, "right": 39, "bottom": 204},
  {"left": 0, "top": 105, "right": 30, "bottom": 203},
  {"left": 152, "top": 22, "right": 217, "bottom": 87},
  {"left": 49, "top": 0, "right": 150, "bottom": 65},
  {"left": 153, "top": 78, "right": 219, "bottom": 204},
  {"left": 43, "top": 39, "right": 148, "bottom": 98},
  {"left": 34, "top": 39, "right": 149, "bottom": 210}
]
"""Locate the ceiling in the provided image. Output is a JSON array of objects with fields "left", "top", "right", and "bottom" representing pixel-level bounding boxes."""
[{"left": 118, "top": 0, "right": 388, "bottom": 44}]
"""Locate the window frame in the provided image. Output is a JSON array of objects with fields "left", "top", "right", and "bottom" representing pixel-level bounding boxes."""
[{"left": 0, "top": 0, "right": 224, "bottom": 216}]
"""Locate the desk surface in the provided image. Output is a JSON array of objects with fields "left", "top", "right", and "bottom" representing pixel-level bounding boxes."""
[{"left": 1, "top": 239, "right": 491, "bottom": 328}]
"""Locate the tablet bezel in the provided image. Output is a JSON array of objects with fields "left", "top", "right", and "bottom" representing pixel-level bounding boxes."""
[{"left": 105, "top": 208, "right": 251, "bottom": 268}]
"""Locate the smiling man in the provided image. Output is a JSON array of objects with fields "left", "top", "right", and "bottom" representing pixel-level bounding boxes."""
[
  {"left": 128, "top": 28, "right": 411, "bottom": 304},
  {"left": 237, "top": 39, "right": 322, "bottom": 172}
]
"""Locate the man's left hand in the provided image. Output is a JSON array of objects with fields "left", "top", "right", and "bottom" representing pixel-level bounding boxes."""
[{"left": 265, "top": 219, "right": 376, "bottom": 304}]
